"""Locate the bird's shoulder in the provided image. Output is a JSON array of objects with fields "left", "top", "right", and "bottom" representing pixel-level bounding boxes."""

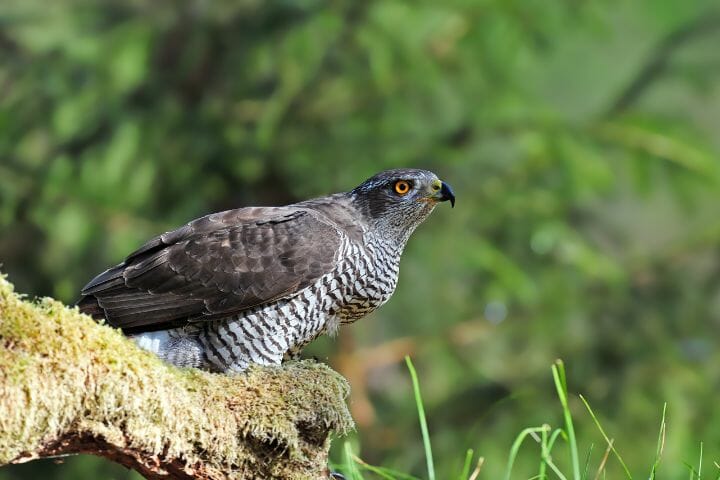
[{"left": 295, "top": 193, "right": 367, "bottom": 244}]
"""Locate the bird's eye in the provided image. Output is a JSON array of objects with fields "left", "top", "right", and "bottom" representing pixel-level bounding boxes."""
[{"left": 393, "top": 180, "right": 411, "bottom": 195}]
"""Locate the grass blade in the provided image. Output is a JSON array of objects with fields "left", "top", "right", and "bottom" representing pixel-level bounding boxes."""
[
  {"left": 594, "top": 439, "right": 614, "bottom": 480},
  {"left": 552, "top": 360, "right": 581, "bottom": 480},
  {"left": 579, "top": 394, "right": 632, "bottom": 479},
  {"left": 504, "top": 426, "right": 550, "bottom": 480},
  {"left": 468, "top": 457, "right": 485, "bottom": 480},
  {"left": 684, "top": 461, "right": 700, "bottom": 480},
  {"left": 539, "top": 425, "right": 549, "bottom": 480},
  {"left": 699, "top": 442, "right": 703, "bottom": 479},
  {"left": 460, "top": 449, "right": 474, "bottom": 480},
  {"left": 581, "top": 443, "right": 594, "bottom": 480},
  {"left": 649, "top": 403, "right": 667, "bottom": 479},
  {"left": 343, "top": 441, "right": 363, "bottom": 480},
  {"left": 405, "top": 356, "right": 435, "bottom": 480},
  {"left": 352, "top": 454, "right": 422, "bottom": 480}
]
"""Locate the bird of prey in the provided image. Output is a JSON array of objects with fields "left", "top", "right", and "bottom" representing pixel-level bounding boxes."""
[{"left": 77, "top": 168, "right": 455, "bottom": 373}]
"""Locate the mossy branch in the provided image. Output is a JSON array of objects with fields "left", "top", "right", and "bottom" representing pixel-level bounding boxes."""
[{"left": 0, "top": 274, "right": 353, "bottom": 479}]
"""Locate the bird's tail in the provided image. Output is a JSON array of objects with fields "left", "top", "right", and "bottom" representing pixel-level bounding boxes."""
[{"left": 75, "top": 295, "right": 106, "bottom": 320}]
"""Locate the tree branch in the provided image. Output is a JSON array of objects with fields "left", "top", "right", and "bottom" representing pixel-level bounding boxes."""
[
  {"left": 607, "top": 11, "right": 720, "bottom": 116},
  {"left": 0, "top": 274, "right": 353, "bottom": 479}
]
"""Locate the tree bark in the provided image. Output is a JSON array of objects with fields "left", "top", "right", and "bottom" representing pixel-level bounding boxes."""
[{"left": 0, "top": 274, "right": 353, "bottom": 479}]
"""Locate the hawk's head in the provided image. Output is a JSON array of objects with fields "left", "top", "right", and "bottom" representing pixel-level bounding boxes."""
[{"left": 350, "top": 168, "right": 455, "bottom": 243}]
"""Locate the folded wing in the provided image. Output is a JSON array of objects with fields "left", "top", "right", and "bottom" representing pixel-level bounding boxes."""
[{"left": 77, "top": 207, "right": 342, "bottom": 333}]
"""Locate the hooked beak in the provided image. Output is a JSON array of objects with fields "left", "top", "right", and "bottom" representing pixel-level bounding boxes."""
[{"left": 433, "top": 181, "right": 455, "bottom": 207}]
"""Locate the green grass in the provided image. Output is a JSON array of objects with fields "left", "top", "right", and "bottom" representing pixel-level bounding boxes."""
[
  {"left": 405, "top": 356, "right": 435, "bottom": 480},
  {"left": 334, "top": 357, "right": 707, "bottom": 480}
]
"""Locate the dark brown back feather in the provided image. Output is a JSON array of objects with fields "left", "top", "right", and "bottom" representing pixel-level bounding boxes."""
[{"left": 77, "top": 206, "right": 342, "bottom": 333}]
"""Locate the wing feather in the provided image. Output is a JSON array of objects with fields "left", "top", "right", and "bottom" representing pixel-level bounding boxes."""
[{"left": 78, "top": 207, "right": 342, "bottom": 332}]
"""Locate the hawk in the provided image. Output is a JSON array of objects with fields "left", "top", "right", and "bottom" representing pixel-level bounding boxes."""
[{"left": 77, "top": 169, "right": 455, "bottom": 372}]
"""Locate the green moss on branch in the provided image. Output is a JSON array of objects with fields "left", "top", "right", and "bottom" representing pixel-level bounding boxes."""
[{"left": 0, "top": 274, "right": 353, "bottom": 479}]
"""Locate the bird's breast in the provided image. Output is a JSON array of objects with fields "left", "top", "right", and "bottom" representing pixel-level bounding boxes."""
[{"left": 330, "top": 235, "right": 402, "bottom": 323}]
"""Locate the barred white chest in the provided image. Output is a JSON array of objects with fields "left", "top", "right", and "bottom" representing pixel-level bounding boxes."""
[{"left": 136, "top": 232, "right": 403, "bottom": 372}]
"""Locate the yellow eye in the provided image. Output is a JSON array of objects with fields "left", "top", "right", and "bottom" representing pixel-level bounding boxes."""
[{"left": 394, "top": 180, "right": 411, "bottom": 195}]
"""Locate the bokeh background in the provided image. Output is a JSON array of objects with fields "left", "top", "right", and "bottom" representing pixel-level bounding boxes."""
[{"left": 2, "top": 0, "right": 720, "bottom": 478}]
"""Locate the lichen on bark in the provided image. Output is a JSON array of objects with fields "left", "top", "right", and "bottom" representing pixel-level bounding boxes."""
[{"left": 0, "top": 274, "right": 353, "bottom": 479}]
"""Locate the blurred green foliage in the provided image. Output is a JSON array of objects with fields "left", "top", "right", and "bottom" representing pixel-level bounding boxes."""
[{"left": 2, "top": 0, "right": 720, "bottom": 478}]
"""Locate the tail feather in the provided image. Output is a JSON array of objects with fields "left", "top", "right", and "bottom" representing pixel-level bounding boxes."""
[{"left": 76, "top": 295, "right": 106, "bottom": 320}]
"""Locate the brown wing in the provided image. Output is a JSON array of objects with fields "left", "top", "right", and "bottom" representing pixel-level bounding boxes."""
[{"left": 77, "top": 207, "right": 342, "bottom": 333}]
